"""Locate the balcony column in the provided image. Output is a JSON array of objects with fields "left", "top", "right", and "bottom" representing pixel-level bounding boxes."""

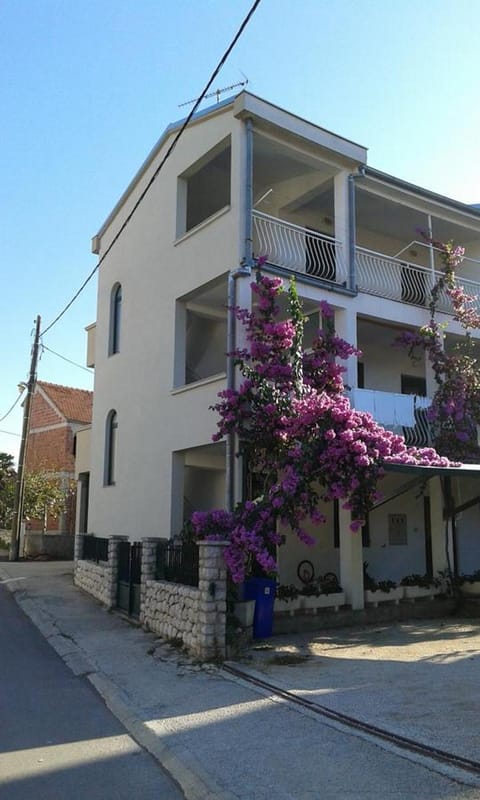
[
  {"left": 335, "top": 308, "right": 357, "bottom": 390},
  {"left": 424, "top": 331, "right": 442, "bottom": 399},
  {"left": 339, "top": 506, "right": 364, "bottom": 609},
  {"left": 334, "top": 170, "right": 352, "bottom": 289},
  {"left": 171, "top": 452, "right": 185, "bottom": 539},
  {"left": 429, "top": 476, "right": 454, "bottom": 575},
  {"left": 229, "top": 273, "right": 252, "bottom": 508}
]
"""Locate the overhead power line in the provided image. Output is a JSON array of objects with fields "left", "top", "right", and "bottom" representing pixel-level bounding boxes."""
[
  {"left": 41, "top": 344, "right": 93, "bottom": 374},
  {"left": 0, "top": 390, "right": 25, "bottom": 424},
  {"left": 41, "top": 0, "right": 262, "bottom": 337},
  {"left": 0, "top": 429, "right": 21, "bottom": 437}
]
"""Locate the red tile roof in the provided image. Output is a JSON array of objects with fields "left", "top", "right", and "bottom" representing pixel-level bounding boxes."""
[{"left": 37, "top": 381, "right": 93, "bottom": 424}]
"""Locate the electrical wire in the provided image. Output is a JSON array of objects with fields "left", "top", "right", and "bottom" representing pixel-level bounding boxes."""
[
  {"left": 0, "top": 429, "right": 21, "bottom": 437},
  {"left": 40, "top": 0, "right": 262, "bottom": 337},
  {"left": 0, "top": 391, "right": 24, "bottom": 424},
  {"left": 41, "top": 344, "right": 93, "bottom": 374}
]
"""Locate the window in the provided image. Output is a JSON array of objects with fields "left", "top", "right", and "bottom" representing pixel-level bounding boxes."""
[
  {"left": 357, "top": 362, "right": 365, "bottom": 389},
  {"left": 104, "top": 410, "right": 118, "bottom": 486},
  {"left": 178, "top": 138, "right": 231, "bottom": 236},
  {"left": 401, "top": 374, "right": 426, "bottom": 396},
  {"left": 388, "top": 513, "right": 408, "bottom": 545},
  {"left": 109, "top": 283, "right": 122, "bottom": 355}
]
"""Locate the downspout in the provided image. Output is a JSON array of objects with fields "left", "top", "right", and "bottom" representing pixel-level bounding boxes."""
[
  {"left": 348, "top": 166, "right": 365, "bottom": 292},
  {"left": 226, "top": 117, "right": 253, "bottom": 512},
  {"left": 427, "top": 213, "right": 436, "bottom": 292}
]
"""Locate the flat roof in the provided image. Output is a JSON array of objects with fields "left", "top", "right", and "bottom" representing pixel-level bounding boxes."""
[{"left": 384, "top": 461, "right": 480, "bottom": 478}]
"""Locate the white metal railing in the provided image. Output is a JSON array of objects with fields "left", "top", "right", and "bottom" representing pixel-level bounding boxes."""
[
  {"left": 251, "top": 212, "right": 480, "bottom": 314},
  {"left": 356, "top": 245, "right": 480, "bottom": 314},
  {"left": 350, "top": 388, "right": 432, "bottom": 447},
  {"left": 252, "top": 210, "right": 348, "bottom": 285}
]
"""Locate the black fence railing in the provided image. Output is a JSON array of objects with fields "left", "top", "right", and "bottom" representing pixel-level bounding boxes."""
[
  {"left": 156, "top": 541, "right": 199, "bottom": 587},
  {"left": 82, "top": 535, "right": 109, "bottom": 564}
]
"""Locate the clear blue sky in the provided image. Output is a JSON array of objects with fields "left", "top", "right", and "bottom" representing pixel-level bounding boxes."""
[{"left": 1, "top": 0, "right": 479, "bottom": 461}]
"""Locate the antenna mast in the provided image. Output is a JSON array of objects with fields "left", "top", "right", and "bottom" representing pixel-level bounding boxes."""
[{"left": 179, "top": 77, "right": 248, "bottom": 108}]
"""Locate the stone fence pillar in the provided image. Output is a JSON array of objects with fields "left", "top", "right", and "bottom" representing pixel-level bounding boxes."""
[
  {"left": 74, "top": 533, "right": 84, "bottom": 563},
  {"left": 197, "top": 540, "right": 228, "bottom": 661},
  {"left": 140, "top": 537, "right": 165, "bottom": 624},
  {"left": 104, "top": 536, "right": 129, "bottom": 609}
]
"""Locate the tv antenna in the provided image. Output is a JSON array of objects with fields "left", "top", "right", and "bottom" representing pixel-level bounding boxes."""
[{"left": 179, "top": 76, "right": 248, "bottom": 108}]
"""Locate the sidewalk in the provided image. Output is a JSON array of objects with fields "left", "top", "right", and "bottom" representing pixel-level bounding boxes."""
[{"left": 1, "top": 560, "right": 480, "bottom": 799}]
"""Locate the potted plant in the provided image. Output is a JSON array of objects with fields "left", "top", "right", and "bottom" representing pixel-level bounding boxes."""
[
  {"left": 400, "top": 573, "right": 441, "bottom": 601},
  {"left": 274, "top": 584, "right": 301, "bottom": 615},
  {"left": 458, "top": 570, "right": 480, "bottom": 596},
  {"left": 300, "top": 573, "right": 345, "bottom": 612},
  {"left": 364, "top": 563, "right": 402, "bottom": 607}
]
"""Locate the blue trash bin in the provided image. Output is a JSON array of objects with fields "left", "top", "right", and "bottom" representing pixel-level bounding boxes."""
[{"left": 243, "top": 577, "right": 276, "bottom": 638}]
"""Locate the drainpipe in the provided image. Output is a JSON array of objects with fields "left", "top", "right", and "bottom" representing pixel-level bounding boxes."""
[
  {"left": 348, "top": 166, "right": 365, "bottom": 292},
  {"left": 427, "top": 213, "right": 436, "bottom": 291},
  {"left": 225, "top": 118, "right": 253, "bottom": 512}
]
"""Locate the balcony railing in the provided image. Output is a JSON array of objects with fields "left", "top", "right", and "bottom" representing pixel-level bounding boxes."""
[
  {"left": 251, "top": 213, "right": 480, "bottom": 313},
  {"left": 350, "top": 388, "right": 432, "bottom": 447},
  {"left": 252, "top": 210, "right": 347, "bottom": 286},
  {"left": 356, "top": 246, "right": 480, "bottom": 314}
]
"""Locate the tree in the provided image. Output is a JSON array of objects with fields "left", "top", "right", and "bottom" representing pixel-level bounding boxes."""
[
  {"left": 23, "top": 470, "right": 75, "bottom": 533},
  {"left": 192, "top": 267, "right": 452, "bottom": 583},
  {"left": 0, "top": 457, "right": 74, "bottom": 534},
  {"left": 0, "top": 453, "right": 16, "bottom": 529},
  {"left": 396, "top": 234, "right": 480, "bottom": 462}
]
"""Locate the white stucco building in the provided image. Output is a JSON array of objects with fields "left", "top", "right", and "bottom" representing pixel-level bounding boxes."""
[{"left": 78, "top": 91, "right": 480, "bottom": 610}]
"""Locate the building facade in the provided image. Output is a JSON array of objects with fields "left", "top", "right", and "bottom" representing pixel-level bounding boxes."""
[
  {"left": 26, "top": 381, "right": 92, "bottom": 533},
  {"left": 80, "top": 92, "right": 480, "bottom": 609}
]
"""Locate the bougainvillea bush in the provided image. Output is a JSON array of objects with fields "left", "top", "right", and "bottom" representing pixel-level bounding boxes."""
[
  {"left": 397, "top": 234, "right": 480, "bottom": 462},
  {"left": 192, "top": 264, "right": 454, "bottom": 583}
]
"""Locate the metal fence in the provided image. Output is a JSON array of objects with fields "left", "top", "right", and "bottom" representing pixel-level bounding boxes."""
[
  {"left": 252, "top": 211, "right": 347, "bottom": 285},
  {"left": 82, "top": 535, "right": 109, "bottom": 563},
  {"left": 156, "top": 541, "right": 199, "bottom": 587}
]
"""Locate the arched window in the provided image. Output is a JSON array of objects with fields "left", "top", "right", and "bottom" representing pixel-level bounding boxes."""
[
  {"left": 104, "top": 410, "right": 118, "bottom": 485},
  {"left": 109, "top": 283, "right": 122, "bottom": 355}
]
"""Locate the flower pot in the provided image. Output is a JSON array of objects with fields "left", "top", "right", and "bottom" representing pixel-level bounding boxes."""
[
  {"left": 233, "top": 600, "right": 255, "bottom": 627},
  {"left": 460, "top": 580, "right": 480, "bottom": 596},
  {"left": 403, "top": 585, "right": 440, "bottom": 602},
  {"left": 274, "top": 597, "right": 301, "bottom": 616},
  {"left": 300, "top": 592, "right": 346, "bottom": 613},
  {"left": 364, "top": 587, "right": 403, "bottom": 607}
]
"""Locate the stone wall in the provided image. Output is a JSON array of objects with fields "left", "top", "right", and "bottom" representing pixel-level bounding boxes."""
[
  {"left": 142, "top": 581, "right": 201, "bottom": 652},
  {"left": 24, "top": 532, "right": 75, "bottom": 559},
  {"left": 141, "top": 540, "right": 228, "bottom": 660},
  {"left": 74, "top": 534, "right": 126, "bottom": 609},
  {"left": 74, "top": 559, "right": 113, "bottom": 606},
  {"left": 74, "top": 535, "right": 228, "bottom": 660}
]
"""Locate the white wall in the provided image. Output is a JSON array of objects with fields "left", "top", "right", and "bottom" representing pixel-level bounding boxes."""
[
  {"left": 88, "top": 107, "right": 244, "bottom": 540},
  {"left": 365, "top": 474, "right": 427, "bottom": 582},
  {"left": 358, "top": 320, "right": 426, "bottom": 394},
  {"left": 278, "top": 499, "right": 340, "bottom": 587}
]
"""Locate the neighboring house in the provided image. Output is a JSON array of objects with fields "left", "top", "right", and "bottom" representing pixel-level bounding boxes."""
[
  {"left": 26, "top": 381, "right": 93, "bottom": 533},
  {"left": 78, "top": 91, "right": 480, "bottom": 611}
]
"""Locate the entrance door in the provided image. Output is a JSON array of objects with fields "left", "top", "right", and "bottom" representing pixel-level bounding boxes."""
[{"left": 117, "top": 541, "right": 142, "bottom": 617}]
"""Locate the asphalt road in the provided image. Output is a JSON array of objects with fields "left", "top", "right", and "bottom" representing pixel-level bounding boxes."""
[{"left": 0, "top": 584, "right": 184, "bottom": 800}]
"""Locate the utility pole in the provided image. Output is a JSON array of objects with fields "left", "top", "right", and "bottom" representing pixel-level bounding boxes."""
[{"left": 9, "top": 315, "right": 41, "bottom": 561}]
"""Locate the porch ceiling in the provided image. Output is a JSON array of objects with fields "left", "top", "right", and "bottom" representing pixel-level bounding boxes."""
[{"left": 357, "top": 187, "right": 480, "bottom": 246}]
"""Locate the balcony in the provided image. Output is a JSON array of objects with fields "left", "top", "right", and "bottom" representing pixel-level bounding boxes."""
[
  {"left": 253, "top": 211, "right": 347, "bottom": 287},
  {"left": 253, "top": 212, "right": 480, "bottom": 314},
  {"left": 350, "top": 388, "right": 432, "bottom": 447},
  {"left": 356, "top": 245, "right": 480, "bottom": 314}
]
